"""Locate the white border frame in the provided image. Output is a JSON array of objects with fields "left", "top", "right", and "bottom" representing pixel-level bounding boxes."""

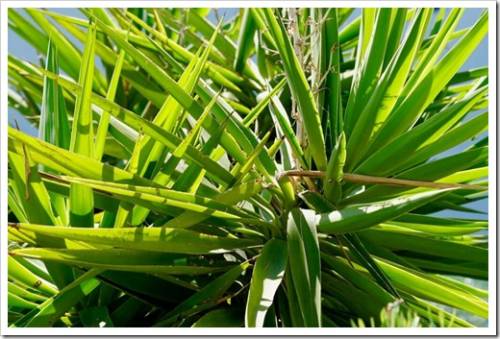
[{"left": 1, "top": 0, "right": 496, "bottom": 336}]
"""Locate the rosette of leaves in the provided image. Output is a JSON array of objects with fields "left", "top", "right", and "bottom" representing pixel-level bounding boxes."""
[{"left": 7, "top": 7, "right": 488, "bottom": 328}]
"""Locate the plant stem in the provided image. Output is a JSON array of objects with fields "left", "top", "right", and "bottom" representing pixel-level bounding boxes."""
[{"left": 278, "top": 170, "right": 486, "bottom": 191}]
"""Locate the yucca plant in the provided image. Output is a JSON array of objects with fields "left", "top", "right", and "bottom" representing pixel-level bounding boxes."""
[{"left": 7, "top": 7, "right": 488, "bottom": 328}]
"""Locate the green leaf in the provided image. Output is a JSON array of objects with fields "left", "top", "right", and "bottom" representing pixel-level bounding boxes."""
[
  {"left": 39, "top": 39, "right": 70, "bottom": 150},
  {"left": 344, "top": 9, "right": 393, "bottom": 136},
  {"left": 8, "top": 282, "right": 46, "bottom": 303},
  {"left": 396, "top": 112, "right": 488, "bottom": 172},
  {"left": 245, "top": 239, "right": 287, "bottom": 327},
  {"left": 269, "top": 94, "right": 307, "bottom": 168},
  {"left": 92, "top": 15, "right": 213, "bottom": 117},
  {"left": 14, "top": 269, "right": 102, "bottom": 327},
  {"left": 193, "top": 308, "right": 243, "bottom": 327},
  {"left": 347, "top": 147, "right": 487, "bottom": 204},
  {"left": 242, "top": 78, "right": 286, "bottom": 127},
  {"left": 100, "top": 270, "right": 193, "bottom": 307},
  {"left": 286, "top": 208, "right": 321, "bottom": 326},
  {"left": 12, "top": 64, "right": 236, "bottom": 186},
  {"left": 80, "top": 306, "right": 114, "bottom": 327},
  {"left": 155, "top": 262, "right": 250, "bottom": 326},
  {"left": 55, "top": 175, "right": 251, "bottom": 221},
  {"left": 7, "top": 7, "right": 489, "bottom": 328},
  {"left": 69, "top": 22, "right": 97, "bottom": 228},
  {"left": 8, "top": 152, "right": 59, "bottom": 226},
  {"left": 128, "top": 23, "right": 216, "bottom": 175},
  {"left": 11, "top": 223, "right": 262, "bottom": 255},
  {"left": 234, "top": 9, "right": 256, "bottom": 72},
  {"left": 94, "top": 49, "right": 125, "bottom": 161},
  {"left": 164, "top": 179, "right": 264, "bottom": 229},
  {"left": 387, "top": 212, "right": 487, "bottom": 236},
  {"left": 9, "top": 10, "right": 49, "bottom": 58},
  {"left": 338, "top": 15, "right": 360, "bottom": 44},
  {"left": 356, "top": 86, "right": 487, "bottom": 176},
  {"left": 366, "top": 10, "right": 487, "bottom": 153},
  {"left": 322, "top": 254, "right": 394, "bottom": 306},
  {"left": 323, "top": 8, "right": 343, "bottom": 145},
  {"left": 23, "top": 9, "right": 85, "bottom": 87},
  {"left": 404, "top": 9, "right": 463, "bottom": 98},
  {"left": 383, "top": 9, "right": 408, "bottom": 67},
  {"left": 195, "top": 82, "right": 278, "bottom": 178},
  {"left": 9, "top": 127, "right": 151, "bottom": 188},
  {"left": 21, "top": 59, "right": 273, "bottom": 190},
  {"left": 39, "top": 38, "right": 72, "bottom": 227},
  {"left": 185, "top": 10, "right": 238, "bottom": 64},
  {"left": 11, "top": 248, "right": 230, "bottom": 275},
  {"left": 261, "top": 9, "right": 327, "bottom": 170},
  {"left": 9, "top": 293, "right": 38, "bottom": 310},
  {"left": 376, "top": 259, "right": 488, "bottom": 319},
  {"left": 346, "top": 9, "right": 432, "bottom": 169},
  {"left": 317, "top": 189, "right": 451, "bottom": 234},
  {"left": 172, "top": 94, "right": 218, "bottom": 158},
  {"left": 343, "top": 233, "right": 400, "bottom": 297},
  {"left": 323, "top": 132, "right": 346, "bottom": 204},
  {"left": 8, "top": 151, "right": 74, "bottom": 288},
  {"left": 360, "top": 228, "right": 488, "bottom": 263},
  {"left": 231, "top": 131, "right": 272, "bottom": 185},
  {"left": 8, "top": 256, "right": 57, "bottom": 296},
  {"left": 27, "top": 9, "right": 107, "bottom": 92}
]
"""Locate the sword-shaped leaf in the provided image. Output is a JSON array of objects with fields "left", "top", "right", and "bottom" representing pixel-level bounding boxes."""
[
  {"left": 286, "top": 208, "right": 321, "bottom": 327},
  {"left": 260, "top": 8, "right": 327, "bottom": 170},
  {"left": 318, "top": 189, "right": 451, "bottom": 234},
  {"left": 155, "top": 262, "right": 250, "bottom": 326},
  {"left": 11, "top": 248, "right": 230, "bottom": 275},
  {"left": 10, "top": 223, "right": 262, "bottom": 255},
  {"left": 69, "top": 22, "right": 96, "bottom": 227},
  {"left": 245, "top": 239, "right": 287, "bottom": 327}
]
